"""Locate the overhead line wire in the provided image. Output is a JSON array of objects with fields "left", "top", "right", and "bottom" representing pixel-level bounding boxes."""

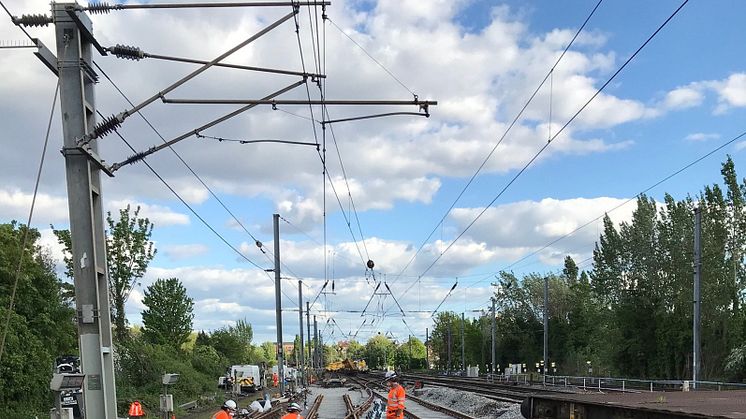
[
  {"left": 0, "top": 0, "right": 34, "bottom": 41},
  {"left": 466, "top": 126, "right": 746, "bottom": 289},
  {"left": 397, "top": 0, "right": 690, "bottom": 305},
  {"left": 327, "top": 17, "right": 415, "bottom": 97},
  {"left": 388, "top": 0, "right": 605, "bottom": 286},
  {"left": 93, "top": 61, "right": 310, "bottom": 294},
  {"left": 0, "top": 78, "right": 59, "bottom": 365}
]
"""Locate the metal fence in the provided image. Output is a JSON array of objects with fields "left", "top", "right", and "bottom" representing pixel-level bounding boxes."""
[{"left": 485, "top": 373, "right": 746, "bottom": 393}]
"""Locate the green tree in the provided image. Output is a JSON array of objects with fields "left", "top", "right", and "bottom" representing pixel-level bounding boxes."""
[
  {"left": 53, "top": 205, "right": 156, "bottom": 342},
  {"left": 364, "top": 334, "right": 396, "bottom": 369},
  {"left": 0, "top": 223, "right": 77, "bottom": 417},
  {"left": 563, "top": 256, "right": 579, "bottom": 282},
  {"left": 141, "top": 278, "right": 194, "bottom": 348}
]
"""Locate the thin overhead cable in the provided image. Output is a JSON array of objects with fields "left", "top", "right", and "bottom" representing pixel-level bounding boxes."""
[
  {"left": 389, "top": 0, "right": 605, "bottom": 286},
  {"left": 467, "top": 126, "right": 746, "bottom": 289},
  {"left": 104, "top": 114, "right": 299, "bottom": 305},
  {"left": 93, "top": 62, "right": 309, "bottom": 293},
  {"left": 326, "top": 113, "right": 371, "bottom": 261},
  {"left": 0, "top": 79, "right": 59, "bottom": 365},
  {"left": 412, "top": 0, "right": 689, "bottom": 284},
  {"left": 328, "top": 17, "right": 416, "bottom": 98},
  {"left": 0, "top": 0, "right": 34, "bottom": 41}
]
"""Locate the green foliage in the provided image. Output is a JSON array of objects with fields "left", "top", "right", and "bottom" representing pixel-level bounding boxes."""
[
  {"left": 54, "top": 205, "right": 157, "bottom": 343},
  {"left": 364, "top": 334, "right": 396, "bottom": 369},
  {"left": 395, "top": 336, "right": 426, "bottom": 370},
  {"left": 116, "top": 336, "right": 220, "bottom": 415},
  {"left": 0, "top": 223, "right": 77, "bottom": 417},
  {"left": 141, "top": 278, "right": 194, "bottom": 348},
  {"left": 107, "top": 205, "right": 157, "bottom": 343},
  {"left": 482, "top": 157, "right": 746, "bottom": 380}
]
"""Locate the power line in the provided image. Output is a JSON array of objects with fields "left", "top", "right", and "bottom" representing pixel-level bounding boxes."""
[
  {"left": 381, "top": 0, "right": 689, "bottom": 312},
  {"left": 411, "top": 0, "right": 689, "bottom": 284},
  {"left": 0, "top": 0, "right": 34, "bottom": 42},
  {"left": 103, "top": 115, "right": 299, "bottom": 305},
  {"left": 466, "top": 126, "right": 746, "bottom": 289},
  {"left": 328, "top": 17, "right": 416, "bottom": 98},
  {"left": 92, "top": 62, "right": 307, "bottom": 299},
  {"left": 387, "top": 0, "right": 605, "bottom": 286},
  {"left": 0, "top": 78, "right": 59, "bottom": 365}
]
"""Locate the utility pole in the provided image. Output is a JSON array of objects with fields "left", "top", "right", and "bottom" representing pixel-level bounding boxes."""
[
  {"left": 408, "top": 335, "right": 412, "bottom": 370},
  {"left": 544, "top": 276, "right": 549, "bottom": 383},
  {"left": 693, "top": 207, "right": 702, "bottom": 389},
  {"left": 447, "top": 325, "right": 452, "bottom": 374},
  {"left": 306, "top": 301, "right": 311, "bottom": 380},
  {"left": 461, "top": 312, "right": 465, "bottom": 374},
  {"left": 313, "top": 314, "right": 319, "bottom": 369},
  {"left": 273, "top": 214, "right": 284, "bottom": 394},
  {"left": 425, "top": 328, "right": 429, "bottom": 370},
  {"left": 54, "top": 4, "right": 117, "bottom": 417},
  {"left": 491, "top": 298, "right": 496, "bottom": 374},
  {"left": 298, "top": 281, "right": 304, "bottom": 386}
]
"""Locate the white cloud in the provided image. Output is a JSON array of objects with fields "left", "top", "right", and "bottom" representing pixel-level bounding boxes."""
[
  {"left": 663, "top": 86, "right": 704, "bottom": 110},
  {"left": 710, "top": 73, "right": 746, "bottom": 112},
  {"left": 107, "top": 199, "right": 190, "bottom": 227},
  {"left": 735, "top": 141, "right": 746, "bottom": 152},
  {"left": 0, "top": 189, "right": 69, "bottom": 223},
  {"left": 684, "top": 132, "right": 720, "bottom": 142},
  {"left": 449, "top": 196, "right": 636, "bottom": 267},
  {"left": 162, "top": 243, "right": 209, "bottom": 260}
]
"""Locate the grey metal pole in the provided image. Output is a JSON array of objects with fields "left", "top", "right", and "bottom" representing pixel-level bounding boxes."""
[
  {"left": 425, "top": 328, "right": 429, "bottom": 370},
  {"left": 54, "top": 4, "right": 117, "bottom": 417},
  {"left": 298, "top": 281, "right": 304, "bottom": 386},
  {"left": 491, "top": 298, "right": 496, "bottom": 374},
  {"left": 306, "top": 302, "right": 311, "bottom": 373},
  {"left": 544, "top": 276, "right": 549, "bottom": 382},
  {"left": 273, "top": 214, "right": 284, "bottom": 394},
  {"left": 461, "top": 313, "right": 465, "bottom": 374},
  {"left": 693, "top": 207, "right": 702, "bottom": 389},
  {"left": 313, "top": 315, "right": 318, "bottom": 369},
  {"left": 447, "top": 326, "right": 452, "bottom": 374}
]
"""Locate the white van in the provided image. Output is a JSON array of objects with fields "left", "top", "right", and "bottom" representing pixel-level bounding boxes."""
[{"left": 232, "top": 365, "right": 262, "bottom": 392}]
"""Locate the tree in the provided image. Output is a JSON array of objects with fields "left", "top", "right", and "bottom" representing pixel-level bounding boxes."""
[
  {"left": 364, "top": 334, "right": 396, "bottom": 369},
  {"left": 563, "top": 256, "right": 579, "bottom": 282},
  {"left": 54, "top": 205, "right": 156, "bottom": 342},
  {"left": 195, "top": 330, "right": 211, "bottom": 347},
  {"left": 0, "top": 223, "right": 77, "bottom": 417},
  {"left": 141, "top": 278, "right": 194, "bottom": 348}
]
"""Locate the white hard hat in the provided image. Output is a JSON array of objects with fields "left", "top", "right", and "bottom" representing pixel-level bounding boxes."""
[
  {"left": 223, "top": 399, "right": 237, "bottom": 410},
  {"left": 384, "top": 371, "right": 398, "bottom": 381},
  {"left": 287, "top": 402, "right": 302, "bottom": 412}
]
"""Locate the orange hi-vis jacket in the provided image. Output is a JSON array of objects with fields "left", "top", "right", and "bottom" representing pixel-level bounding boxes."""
[
  {"left": 281, "top": 413, "right": 304, "bottom": 419},
  {"left": 210, "top": 410, "right": 232, "bottom": 419},
  {"left": 386, "top": 383, "right": 406, "bottom": 419}
]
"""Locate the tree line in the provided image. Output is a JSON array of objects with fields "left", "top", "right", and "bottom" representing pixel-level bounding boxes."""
[{"left": 427, "top": 157, "right": 746, "bottom": 382}]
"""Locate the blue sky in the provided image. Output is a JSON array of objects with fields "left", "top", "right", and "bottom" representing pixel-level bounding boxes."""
[{"left": 1, "top": 0, "right": 745, "bottom": 344}]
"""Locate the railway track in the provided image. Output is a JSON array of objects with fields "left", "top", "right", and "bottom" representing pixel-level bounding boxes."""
[
  {"left": 348, "top": 375, "right": 479, "bottom": 419},
  {"left": 397, "top": 372, "right": 572, "bottom": 403}
]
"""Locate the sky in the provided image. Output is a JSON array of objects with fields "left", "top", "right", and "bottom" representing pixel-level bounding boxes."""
[{"left": 1, "top": 0, "right": 745, "bottom": 346}]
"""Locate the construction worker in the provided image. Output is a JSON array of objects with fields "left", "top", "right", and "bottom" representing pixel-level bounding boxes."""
[
  {"left": 211, "top": 399, "right": 237, "bottom": 419},
  {"left": 281, "top": 402, "right": 304, "bottom": 419},
  {"left": 384, "top": 371, "right": 405, "bottom": 419}
]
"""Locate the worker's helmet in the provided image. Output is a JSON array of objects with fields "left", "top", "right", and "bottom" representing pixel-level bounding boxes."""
[
  {"left": 223, "top": 399, "right": 237, "bottom": 411},
  {"left": 384, "top": 371, "right": 398, "bottom": 382},
  {"left": 287, "top": 402, "right": 302, "bottom": 412}
]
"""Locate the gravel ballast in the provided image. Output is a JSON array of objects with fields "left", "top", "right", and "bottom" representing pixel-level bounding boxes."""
[{"left": 414, "top": 386, "right": 523, "bottom": 419}]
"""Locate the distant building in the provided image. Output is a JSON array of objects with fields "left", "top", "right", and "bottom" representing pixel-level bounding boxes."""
[{"left": 273, "top": 341, "right": 295, "bottom": 355}]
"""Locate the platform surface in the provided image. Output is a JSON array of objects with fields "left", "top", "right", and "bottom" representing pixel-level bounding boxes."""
[{"left": 537, "top": 390, "right": 746, "bottom": 418}]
